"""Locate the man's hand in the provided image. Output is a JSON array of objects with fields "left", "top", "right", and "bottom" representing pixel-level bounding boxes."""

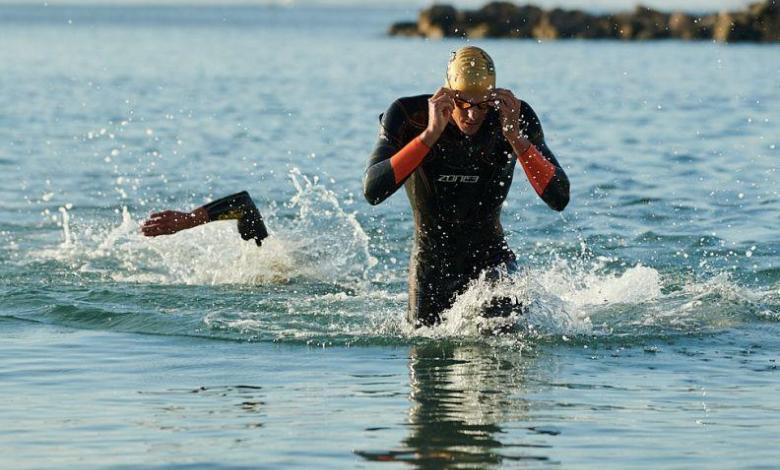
[
  {"left": 419, "top": 87, "right": 455, "bottom": 147},
  {"left": 493, "top": 88, "right": 531, "bottom": 152},
  {"left": 141, "top": 208, "right": 208, "bottom": 237}
]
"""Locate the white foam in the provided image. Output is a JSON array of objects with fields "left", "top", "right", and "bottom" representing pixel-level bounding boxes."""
[
  {"left": 551, "top": 263, "right": 662, "bottom": 307},
  {"left": 410, "top": 259, "right": 661, "bottom": 338},
  {"left": 32, "top": 169, "right": 380, "bottom": 288}
]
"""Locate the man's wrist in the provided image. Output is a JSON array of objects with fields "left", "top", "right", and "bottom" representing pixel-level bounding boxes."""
[
  {"left": 419, "top": 129, "right": 439, "bottom": 148},
  {"left": 507, "top": 133, "right": 532, "bottom": 155}
]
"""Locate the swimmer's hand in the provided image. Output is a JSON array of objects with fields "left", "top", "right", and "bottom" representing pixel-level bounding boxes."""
[
  {"left": 141, "top": 208, "right": 208, "bottom": 237},
  {"left": 493, "top": 88, "right": 532, "bottom": 153},
  {"left": 420, "top": 87, "right": 455, "bottom": 147}
]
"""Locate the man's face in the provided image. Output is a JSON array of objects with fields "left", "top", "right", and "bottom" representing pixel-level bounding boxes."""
[{"left": 451, "top": 90, "right": 492, "bottom": 136}]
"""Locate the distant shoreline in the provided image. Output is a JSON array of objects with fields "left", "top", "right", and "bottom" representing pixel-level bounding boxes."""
[{"left": 389, "top": 1, "right": 779, "bottom": 42}]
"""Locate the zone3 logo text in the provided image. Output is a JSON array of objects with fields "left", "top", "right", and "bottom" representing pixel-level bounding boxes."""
[{"left": 437, "top": 175, "right": 480, "bottom": 183}]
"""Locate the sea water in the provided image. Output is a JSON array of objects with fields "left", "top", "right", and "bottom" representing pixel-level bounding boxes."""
[{"left": 1, "top": 5, "right": 779, "bottom": 468}]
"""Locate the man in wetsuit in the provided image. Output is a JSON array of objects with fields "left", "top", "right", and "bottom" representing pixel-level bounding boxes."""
[{"left": 363, "top": 46, "right": 570, "bottom": 327}]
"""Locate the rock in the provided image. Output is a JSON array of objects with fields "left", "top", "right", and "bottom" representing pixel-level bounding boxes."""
[
  {"left": 609, "top": 6, "right": 671, "bottom": 40},
  {"left": 633, "top": 5, "right": 672, "bottom": 39},
  {"left": 749, "top": 0, "right": 780, "bottom": 41},
  {"left": 668, "top": 12, "right": 698, "bottom": 40},
  {"left": 544, "top": 8, "right": 605, "bottom": 39},
  {"left": 418, "top": 4, "right": 458, "bottom": 38},
  {"left": 713, "top": 1, "right": 779, "bottom": 42},
  {"left": 388, "top": 21, "right": 421, "bottom": 37},
  {"left": 455, "top": 2, "right": 543, "bottom": 38},
  {"left": 387, "top": 0, "right": 779, "bottom": 42},
  {"left": 532, "top": 13, "right": 558, "bottom": 39},
  {"left": 714, "top": 11, "right": 763, "bottom": 41},
  {"left": 483, "top": 2, "right": 543, "bottom": 38}
]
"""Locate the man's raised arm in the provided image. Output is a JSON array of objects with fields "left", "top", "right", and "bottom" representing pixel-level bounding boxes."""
[{"left": 363, "top": 90, "right": 454, "bottom": 205}]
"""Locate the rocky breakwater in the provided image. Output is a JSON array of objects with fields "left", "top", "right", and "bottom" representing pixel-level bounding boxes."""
[{"left": 388, "top": 0, "right": 779, "bottom": 42}]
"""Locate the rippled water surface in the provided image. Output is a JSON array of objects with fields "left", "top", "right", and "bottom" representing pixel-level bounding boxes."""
[{"left": 1, "top": 5, "right": 779, "bottom": 468}]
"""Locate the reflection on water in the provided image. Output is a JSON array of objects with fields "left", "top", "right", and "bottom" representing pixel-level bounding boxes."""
[
  {"left": 138, "top": 385, "right": 266, "bottom": 433},
  {"left": 358, "top": 343, "right": 554, "bottom": 467}
]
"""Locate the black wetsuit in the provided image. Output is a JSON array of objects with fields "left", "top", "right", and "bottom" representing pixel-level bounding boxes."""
[
  {"left": 363, "top": 95, "right": 569, "bottom": 326},
  {"left": 203, "top": 191, "right": 268, "bottom": 246}
]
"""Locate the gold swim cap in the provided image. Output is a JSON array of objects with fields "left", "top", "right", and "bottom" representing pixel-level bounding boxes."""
[{"left": 446, "top": 46, "right": 496, "bottom": 94}]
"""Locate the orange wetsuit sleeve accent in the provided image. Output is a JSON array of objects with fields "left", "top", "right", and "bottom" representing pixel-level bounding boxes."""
[
  {"left": 389, "top": 136, "right": 430, "bottom": 184},
  {"left": 518, "top": 144, "right": 557, "bottom": 196}
]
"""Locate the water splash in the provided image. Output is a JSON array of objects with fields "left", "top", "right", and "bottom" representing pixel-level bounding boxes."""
[
  {"left": 22, "top": 172, "right": 780, "bottom": 346},
  {"left": 33, "top": 169, "right": 378, "bottom": 287},
  {"left": 285, "top": 168, "right": 378, "bottom": 283},
  {"left": 418, "top": 262, "right": 647, "bottom": 340},
  {"left": 58, "top": 206, "right": 74, "bottom": 246},
  {"left": 408, "top": 257, "right": 779, "bottom": 343}
]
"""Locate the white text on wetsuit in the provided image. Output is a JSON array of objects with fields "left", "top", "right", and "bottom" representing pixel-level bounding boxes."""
[{"left": 437, "top": 175, "right": 480, "bottom": 183}]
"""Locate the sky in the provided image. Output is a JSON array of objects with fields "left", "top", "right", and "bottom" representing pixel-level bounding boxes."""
[{"left": 0, "top": 0, "right": 758, "bottom": 12}]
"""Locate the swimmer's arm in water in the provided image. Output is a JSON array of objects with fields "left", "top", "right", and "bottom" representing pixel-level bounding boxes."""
[
  {"left": 363, "top": 90, "right": 454, "bottom": 205},
  {"left": 494, "top": 89, "right": 570, "bottom": 211},
  {"left": 141, "top": 191, "right": 269, "bottom": 246}
]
